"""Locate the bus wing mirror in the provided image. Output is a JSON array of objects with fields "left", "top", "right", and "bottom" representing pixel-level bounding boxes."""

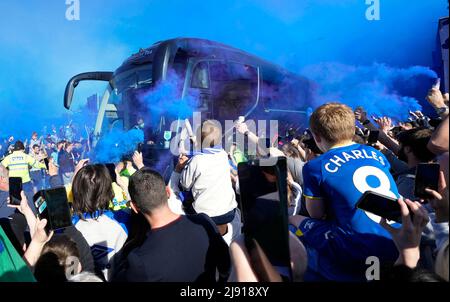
[{"left": 64, "top": 72, "right": 113, "bottom": 109}]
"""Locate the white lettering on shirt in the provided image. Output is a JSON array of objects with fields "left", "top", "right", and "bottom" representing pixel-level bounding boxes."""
[
  {"left": 351, "top": 150, "right": 365, "bottom": 159},
  {"left": 330, "top": 155, "right": 346, "bottom": 167},
  {"left": 324, "top": 148, "right": 386, "bottom": 174},
  {"left": 342, "top": 152, "right": 356, "bottom": 161},
  {"left": 325, "top": 163, "right": 339, "bottom": 173},
  {"left": 362, "top": 149, "right": 373, "bottom": 159}
]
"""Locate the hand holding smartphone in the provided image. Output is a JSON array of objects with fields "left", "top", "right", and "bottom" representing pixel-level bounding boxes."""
[
  {"left": 33, "top": 187, "right": 73, "bottom": 232},
  {"left": 137, "top": 142, "right": 143, "bottom": 153},
  {"left": 356, "top": 191, "right": 405, "bottom": 223}
]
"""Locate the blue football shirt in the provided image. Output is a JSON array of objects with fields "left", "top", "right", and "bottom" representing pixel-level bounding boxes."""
[{"left": 303, "top": 143, "right": 400, "bottom": 238}]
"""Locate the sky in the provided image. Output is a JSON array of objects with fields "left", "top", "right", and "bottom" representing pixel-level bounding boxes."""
[{"left": 0, "top": 0, "right": 448, "bottom": 138}]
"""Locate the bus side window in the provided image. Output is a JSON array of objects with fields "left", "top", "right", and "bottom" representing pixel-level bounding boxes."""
[
  {"left": 263, "top": 77, "right": 309, "bottom": 112},
  {"left": 210, "top": 62, "right": 258, "bottom": 120},
  {"left": 191, "top": 61, "right": 210, "bottom": 89},
  {"left": 172, "top": 48, "right": 189, "bottom": 81}
]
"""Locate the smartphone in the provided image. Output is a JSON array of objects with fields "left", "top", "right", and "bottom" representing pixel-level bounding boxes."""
[
  {"left": 43, "top": 157, "right": 50, "bottom": 170},
  {"left": 137, "top": 142, "right": 143, "bottom": 153},
  {"left": 238, "top": 157, "right": 292, "bottom": 281},
  {"left": 414, "top": 163, "right": 440, "bottom": 199},
  {"left": 303, "top": 137, "right": 322, "bottom": 154},
  {"left": 105, "top": 163, "right": 117, "bottom": 183},
  {"left": 33, "top": 187, "right": 73, "bottom": 232},
  {"left": 356, "top": 191, "right": 404, "bottom": 223},
  {"left": 367, "top": 130, "right": 380, "bottom": 145},
  {"left": 9, "top": 177, "right": 22, "bottom": 206}
]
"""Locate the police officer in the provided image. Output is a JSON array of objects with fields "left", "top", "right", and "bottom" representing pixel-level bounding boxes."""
[{"left": 1, "top": 141, "right": 46, "bottom": 212}]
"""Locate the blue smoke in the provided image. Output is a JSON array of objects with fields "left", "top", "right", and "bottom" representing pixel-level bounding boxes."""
[
  {"left": 92, "top": 73, "right": 200, "bottom": 164},
  {"left": 84, "top": 60, "right": 441, "bottom": 165},
  {"left": 137, "top": 72, "right": 199, "bottom": 120},
  {"left": 93, "top": 128, "right": 144, "bottom": 163},
  {"left": 0, "top": 0, "right": 447, "bottom": 143},
  {"left": 301, "top": 62, "right": 438, "bottom": 120}
]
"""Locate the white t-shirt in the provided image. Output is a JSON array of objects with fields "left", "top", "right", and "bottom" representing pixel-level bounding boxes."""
[
  {"left": 73, "top": 211, "right": 128, "bottom": 281},
  {"left": 178, "top": 148, "right": 237, "bottom": 218}
]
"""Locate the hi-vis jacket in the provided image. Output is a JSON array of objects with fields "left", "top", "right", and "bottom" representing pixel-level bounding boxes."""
[{"left": 1, "top": 150, "right": 46, "bottom": 183}]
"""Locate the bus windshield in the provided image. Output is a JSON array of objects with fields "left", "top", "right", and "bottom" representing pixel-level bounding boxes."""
[
  {"left": 97, "top": 63, "right": 153, "bottom": 136},
  {"left": 99, "top": 85, "right": 154, "bottom": 135},
  {"left": 98, "top": 62, "right": 187, "bottom": 148},
  {"left": 113, "top": 63, "right": 153, "bottom": 93}
]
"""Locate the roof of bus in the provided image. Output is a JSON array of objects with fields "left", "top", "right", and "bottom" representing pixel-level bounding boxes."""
[{"left": 118, "top": 37, "right": 306, "bottom": 83}]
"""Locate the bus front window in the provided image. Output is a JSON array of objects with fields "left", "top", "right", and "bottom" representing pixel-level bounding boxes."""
[
  {"left": 104, "top": 63, "right": 154, "bottom": 132},
  {"left": 99, "top": 88, "right": 124, "bottom": 135},
  {"left": 99, "top": 58, "right": 190, "bottom": 150}
]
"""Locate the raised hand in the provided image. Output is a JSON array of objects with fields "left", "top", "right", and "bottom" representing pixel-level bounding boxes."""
[
  {"left": 235, "top": 121, "right": 250, "bottom": 134},
  {"left": 354, "top": 107, "right": 368, "bottom": 123},
  {"left": 74, "top": 158, "right": 89, "bottom": 176},
  {"left": 426, "top": 87, "right": 446, "bottom": 110},
  {"left": 132, "top": 151, "right": 145, "bottom": 170},
  {"left": 380, "top": 198, "right": 429, "bottom": 268},
  {"left": 375, "top": 116, "right": 392, "bottom": 133}
]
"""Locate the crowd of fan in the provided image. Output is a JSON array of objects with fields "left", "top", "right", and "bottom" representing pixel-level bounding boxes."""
[
  {"left": 0, "top": 122, "right": 92, "bottom": 191},
  {"left": 1, "top": 121, "right": 91, "bottom": 155},
  {"left": 0, "top": 84, "right": 448, "bottom": 282}
]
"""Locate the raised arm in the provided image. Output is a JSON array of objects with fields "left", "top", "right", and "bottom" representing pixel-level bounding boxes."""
[
  {"left": 355, "top": 107, "right": 400, "bottom": 154},
  {"left": 23, "top": 218, "right": 53, "bottom": 268},
  {"left": 428, "top": 115, "right": 449, "bottom": 155},
  {"left": 26, "top": 154, "right": 46, "bottom": 170},
  {"left": 426, "top": 86, "right": 449, "bottom": 119},
  {"left": 235, "top": 122, "right": 268, "bottom": 156},
  {"left": 291, "top": 139, "right": 307, "bottom": 162},
  {"left": 367, "top": 117, "right": 400, "bottom": 155}
]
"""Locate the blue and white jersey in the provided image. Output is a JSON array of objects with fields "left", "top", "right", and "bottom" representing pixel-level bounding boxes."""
[
  {"left": 303, "top": 143, "right": 400, "bottom": 238},
  {"left": 73, "top": 210, "right": 129, "bottom": 281}
]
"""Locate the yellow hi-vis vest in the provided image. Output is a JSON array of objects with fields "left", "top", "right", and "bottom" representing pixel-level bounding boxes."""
[
  {"left": 65, "top": 182, "right": 129, "bottom": 211},
  {"left": 1, "top": 150, "right": 46, "bottom": 183}
]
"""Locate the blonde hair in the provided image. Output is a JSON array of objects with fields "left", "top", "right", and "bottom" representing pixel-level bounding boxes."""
[
  {"left": 309, "top": 102, "right": 355, "bottom": 145},
  {"left": 201, "top": 120, "right": 222, "bottom": 148}
]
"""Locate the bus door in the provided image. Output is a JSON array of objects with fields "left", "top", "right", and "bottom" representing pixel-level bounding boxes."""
[
  {"left": 184, "top": 60, "right": 213, "bottom": 121},
  {"left": 184, "top": 59, "right": 261, "bottom": 122},
  {"left": 208, "top": 61, "right": 259, "bottom": 122}
]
